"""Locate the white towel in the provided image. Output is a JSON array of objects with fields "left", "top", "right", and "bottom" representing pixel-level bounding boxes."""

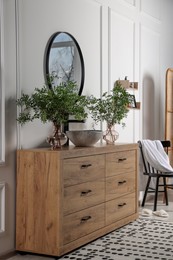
[{"left": 141, "top": 140, "right": 173, "bottom": 173}]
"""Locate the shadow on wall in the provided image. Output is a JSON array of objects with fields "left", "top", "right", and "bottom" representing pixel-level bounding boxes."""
[
  {"left": 143, "top": 74, "right": 155, "bottom": 139},
  {"left": 5, "top": 98, "right": 17, "bottom": 164}
]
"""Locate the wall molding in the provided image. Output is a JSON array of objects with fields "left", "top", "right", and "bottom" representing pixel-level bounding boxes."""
[
  {"left": 0, "top": 182, "right": 5, "bottom": 234},
  {"left": 0, "top": 0, "right": 5, "bottom": 164},
  {"left": 122, "top": 0, "right": 135, "bottom": 7},
  {"left": 15, "top": 0, "right": 21, "bottom": 149},
  {"left": 139, "top": 23, "right": 160, "bottom": 139},
  {"left": 140, "top": 0, "right": 161, "bottom": 25}
]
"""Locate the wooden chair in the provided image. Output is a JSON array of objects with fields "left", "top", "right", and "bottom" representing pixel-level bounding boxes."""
[{"left": 138, "top": 140, "right": 173, "bottom": 211}]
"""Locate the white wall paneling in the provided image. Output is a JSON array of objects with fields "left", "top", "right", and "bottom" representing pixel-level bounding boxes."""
[
  {"left": 0, "top": 0, "right": 18, "bottom": 254},
  {"left": 140, "top": 0, "right": 161, "bottom": 22},
  {"left": 100, "top": 4, "right": 109, "bottom": 95},
  {"left": 109, "top": 8, "right": 139, "bottom": 142},
  {"left": 140, "top": 24, "right": 160, "bottom": 139},
  {"left": 125, "top": 0, "right": 135, "bottom": 6},
  {"left": 0, "top": 0, "right": 5, "bottom": 164},
  {"left": 109, "top": 9, "right": 135, "bottom": 85},
  {"left": 118, "top": 0, "right": 135, "bottom": 8},
  {"left": 15, "top": 0, "right": 21, "bottom": 149},
  {"left": 0, "top": 182, "right": 5, "bottom": 234},
  {"left": 140, "top": 0, "right": 161, "bottom": 140},
  {"left": 17, "top": 0, "right": 103, "bottom": 144}
]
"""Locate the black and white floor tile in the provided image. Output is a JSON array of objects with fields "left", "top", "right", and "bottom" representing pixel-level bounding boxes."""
[
  {"left": 8, "top": 218, "right": 173, "bottom": 260},
  {"left": 60, "top": 218, "right": 173, "bottom": 260}
]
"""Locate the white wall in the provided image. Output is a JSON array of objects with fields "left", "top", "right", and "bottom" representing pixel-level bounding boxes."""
[
  {"left": 0, "top": 0, "right": 17, "bottom": 255},
  {"left": 0, "top": 0, "right": 173, "bottom": 256}
]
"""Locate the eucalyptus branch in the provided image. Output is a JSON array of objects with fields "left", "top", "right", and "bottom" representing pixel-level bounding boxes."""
[
  {"left": 16, "top": 80, "right": 88, "bottom": 126},
  {"left": 87, "top": 81, "right": 133, "bottom": 127}
]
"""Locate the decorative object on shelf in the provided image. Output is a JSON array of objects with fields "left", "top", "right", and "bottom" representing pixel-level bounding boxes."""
[
  {"left": 66, "top": 130, "right": 103, "bottom": 147},
  {"left": 128, "top": 94, "right": 137, "bottom": 108},
  {"left": 129, "top": 82, "right": 138, "bottom": 89},
  {"left": 16, "top": 80, "right": 88, "bottom": 149},
  {"left": 88, "top": 81, "right": 133, "bottom": 144}
]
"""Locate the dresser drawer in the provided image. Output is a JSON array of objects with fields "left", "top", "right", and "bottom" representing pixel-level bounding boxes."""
[
  {"left": 106, "top": 193, "right": 136, "bottom": 225},
  {"left": 63, "top": 155, "right": 105, "bottom": 187},
  {"left": 106, "top": 150, "right": 136, "bottom": 177},
  {"left": 64, "top": 180, "right": 105, "bottom": 215},
  {"left": 106, "top": 172, "right": 136, "bottom": 201},
  {"left": 63, "top": 204, "right": 105, "bottom": 244}
]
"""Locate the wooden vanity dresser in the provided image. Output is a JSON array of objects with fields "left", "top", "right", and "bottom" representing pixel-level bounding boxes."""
[{"left": 16, "top": 143, "right": 139, "bottom": 257}]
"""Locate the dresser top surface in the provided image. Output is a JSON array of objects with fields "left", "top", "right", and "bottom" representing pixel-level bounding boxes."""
[{"left": 17, "top": 142, "right": 138, "bottom": 159}]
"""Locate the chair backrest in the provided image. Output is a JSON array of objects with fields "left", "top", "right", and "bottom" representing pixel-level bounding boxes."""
[
  {"left": 161, "top": 140, "right": 171, "bottom": 154},
  {"left": 138, "top": 140, "right": 171, "bottom": 174}
]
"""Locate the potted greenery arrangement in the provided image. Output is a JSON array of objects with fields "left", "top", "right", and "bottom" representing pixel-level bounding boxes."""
[
  {"left": 87, "top": 81, "right": 133, "bottom": 144},
  {"left": 16, "top": 80, "right": 88, "bottom": 149}
]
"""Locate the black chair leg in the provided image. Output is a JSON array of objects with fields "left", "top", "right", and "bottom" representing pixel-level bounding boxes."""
[
  {"left": 141, "top": 176, "right": 151, "bottom": 207},
  {"left": 154, "top": 177, "right": 160, "bottom": 211},
  {"left": 163, "top": 177, "right": 168, "bottom": 205}
]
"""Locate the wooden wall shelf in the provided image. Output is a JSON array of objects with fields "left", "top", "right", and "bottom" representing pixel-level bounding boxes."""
[
  {"left": 128, "top": 102, "right": 140, "bottom": 110},
  {"left": 116, "top": 80, "right": 138, "bottom": 90},
  {"left": 116, "top": 79, "right": 140, "bottom": 109},
  {"left": 135, "top": 102, "right": 140, "bottom": 109}
]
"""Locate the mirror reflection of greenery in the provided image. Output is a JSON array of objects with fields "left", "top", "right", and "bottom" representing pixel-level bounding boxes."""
[
  {"left": 45, "top": 32, "right": 84, "bottom": 95},
  {"left": 49, "top": 33, "right": 76, "bottom": 85}
]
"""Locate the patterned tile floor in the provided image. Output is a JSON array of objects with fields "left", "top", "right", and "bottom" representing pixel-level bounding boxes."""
[{"left": 6, "top": 190, "right": 173, "bottom": 260}]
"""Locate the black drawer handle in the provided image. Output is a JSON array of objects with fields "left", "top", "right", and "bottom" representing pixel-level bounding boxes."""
[
  {"left": 81, "top": 189, "right": 92, "bottom": 196},
  {"left": 118, "top": 180, "right": 127, "bottom": 185},
  {"left": 118, "top": 202, "right": 126, "bottom": 207},
  {"left": 81, "top": 215, "right": 91, "bottom": 223},
  {"left": 118, "top": 158, "right": 127, "bottom": 162},
  {"left": 81, "top": 164, "right": 92, "bottom": 169}
]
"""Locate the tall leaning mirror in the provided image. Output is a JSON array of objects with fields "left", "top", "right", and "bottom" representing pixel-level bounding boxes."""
[{"left": 44, "top": 31, "right": 85, "bottom": 95}]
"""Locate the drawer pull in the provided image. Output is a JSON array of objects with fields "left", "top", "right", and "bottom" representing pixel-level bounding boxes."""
[
  {"left": 81, "top": 215, "right": 91, "bottom": 223},
  {"left": 118, "top": 202, "right": 126, "bottom": 207},
  {"left": 81, "top": 189, "right": 92, "bottom": 196},
  {"left": 81, "top": 164, "right": 92, "bottom": 169},
  {"left": 118, "top": 180, "right": 127, "bottom": 185},
  {"left": 118, "top": 158, "right": 127, "bottom": 162}
]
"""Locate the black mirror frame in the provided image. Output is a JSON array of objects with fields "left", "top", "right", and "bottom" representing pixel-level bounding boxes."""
[{"left": 44, "top": 31, "right": 85, "bottom": 95}]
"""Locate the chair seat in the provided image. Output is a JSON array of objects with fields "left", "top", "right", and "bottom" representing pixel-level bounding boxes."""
[{"left": 143, "top": 171, "right": 173, "bottom": 177}]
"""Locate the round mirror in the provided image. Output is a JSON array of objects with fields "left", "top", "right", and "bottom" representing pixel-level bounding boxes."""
[{"left": 44, "top": 32, "right": 85, "bottom": 95}]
